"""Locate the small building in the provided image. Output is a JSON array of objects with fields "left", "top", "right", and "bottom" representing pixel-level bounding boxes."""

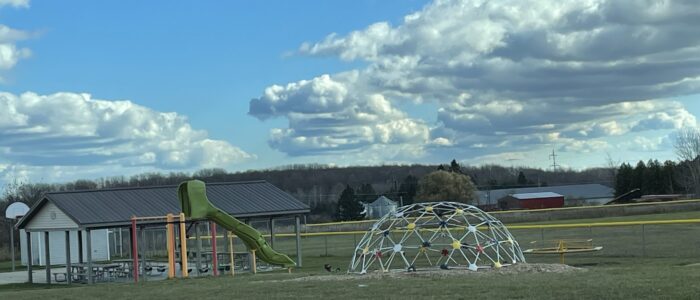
[
  {"left": 476, "top": 184, "right": 614, "bottom": 207},
  {"left": 364, "top": 196, "right": 398, "bottom": 219},
  {"left": 15, "top": 181, "right": 309, "bottom": 284},
  {"left": 498, "top": 192, "right": 565, "bottom": 210}
]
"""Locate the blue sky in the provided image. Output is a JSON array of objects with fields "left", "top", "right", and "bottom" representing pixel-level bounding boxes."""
[{"left": 1, "top": 0, "right": 700, "bottom": 186}]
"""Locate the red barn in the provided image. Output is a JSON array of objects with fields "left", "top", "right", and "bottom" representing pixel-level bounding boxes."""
[{"left": 498, "top": 192, "right": 565, "bottom": 210}]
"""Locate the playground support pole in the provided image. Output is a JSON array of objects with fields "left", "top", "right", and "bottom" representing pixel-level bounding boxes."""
[
  {"left": 195, "top": 222, "right": 202, "bottom": 275},
  {"left": 131, "top": 217, "right": 139, "bottom": 283},
  {"left": 166, "top": 214, "right": 175, "bottom": 279},
  {"left": 179, "top": 213, "right": 189, "bottom": 278},
  {"left": 228, "top": 231, "right": 234, "bottom": 277},
  {"left": 251, "top": 249, "right": 257, "bottom": 274},
  {"left": 211, "top": 221, "right": 218, "bottom": 276}
]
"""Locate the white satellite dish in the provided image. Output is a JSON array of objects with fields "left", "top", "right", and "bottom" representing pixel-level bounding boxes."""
[{"left": 5, "top": 202, "right": 30, "bottom": 220}]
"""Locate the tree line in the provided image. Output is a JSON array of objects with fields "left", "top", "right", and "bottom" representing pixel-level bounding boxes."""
[{"left": 614, "top": 159, "right": 691, "bottom": 197}]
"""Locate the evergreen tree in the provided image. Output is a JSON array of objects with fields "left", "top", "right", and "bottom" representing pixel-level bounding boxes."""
[
  {"left": 398, "top": 175, "right": 418, "bottom": 205},
  {"left": 449, "top": 159, "right": 462, "bottom": 174},
  {"left": 356, "top": 183, "right": 377, "bottom": 203},
  {"left": 661, "top": 160, "right": 679, "bottom": 194},
  {"left": 631, "top": 160, "right": 647, "bottom": 192},
  {"left": 517, "top": 171, "right": 528, "bottom": 185},
  {"left": 336, "top": 185, "right": 363, "bottom": 221},
  {"left": 615, "top": 163, "right": 634, "bottom": 196},
  {"left": 645, "top": 159, "right": 663, "bottom": 194}
]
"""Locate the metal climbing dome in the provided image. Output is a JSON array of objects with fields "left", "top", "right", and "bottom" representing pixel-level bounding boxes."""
[{"left": 349, "top": 202, "right": 526, "bottom": 274}]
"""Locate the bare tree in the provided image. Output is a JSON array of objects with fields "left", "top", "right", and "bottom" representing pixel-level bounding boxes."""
[{"left": 674, "top": 128, "right": 700, "bottom": 195}]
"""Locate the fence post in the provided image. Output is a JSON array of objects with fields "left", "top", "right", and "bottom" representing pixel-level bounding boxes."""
[
  {"left": 324, "top": 235, "right": 328, "bottom": 257},
  {"left": 540, "top": 227, "right": 545, "bottom": 242},
  {"left": 641, "top": 224, "right": 646, "bottom": 258}
]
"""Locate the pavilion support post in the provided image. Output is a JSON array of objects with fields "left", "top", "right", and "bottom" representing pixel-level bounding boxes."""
[
  {"left": 44, "top": 231, "right": 51, "bottom": 284},
  {"left": 295, "top": 215, "right": 302, "bottom": 267},
  {"left": 269, "top": 218, "right": 275, "bottom": 249},
  {"left": 26, "top": 231, "right": 32, "bottom": 283},
  {"left": 130, "top": 218, "right": 139, "bottom": 283},
  {"left": 77, "top": 230, "right": 83, "bottom": 263},
  {"left": 65, "top": 231, "right": 72, "bottom": 284},
  {"left": 245, "top": 219, "right": 253, "bottom": 271},
  {"left": 86, "top": 229, "right": 93, "bottom": 284},
  {"left": 140, "top": 227, "right": 146, "bottom": 280},
  {"left": 211, "top": 222, "right": 218, "bottom": 276},
  {"left": 195, "top": 222, "right": 202, "bottom": 275}
]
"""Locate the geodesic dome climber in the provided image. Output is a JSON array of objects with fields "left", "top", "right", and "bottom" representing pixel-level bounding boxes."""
[{"left": 349, "top": 202, "right": 526, "bottom": 274}]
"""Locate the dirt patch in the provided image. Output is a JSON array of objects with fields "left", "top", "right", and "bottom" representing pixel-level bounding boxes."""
[{"left": 278, "top": 263, "right": 584, "bottom": 282}]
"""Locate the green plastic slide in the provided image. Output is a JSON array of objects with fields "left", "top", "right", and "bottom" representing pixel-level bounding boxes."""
[{"left": 178, "top": 180, "right": 296, "bottom": 268}]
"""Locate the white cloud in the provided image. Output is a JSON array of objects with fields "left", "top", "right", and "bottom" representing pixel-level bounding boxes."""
[
  {"left": 250, "top": 73, "right": 430, "bottom": 159},
  {"left": 0, "top": 92, "right": 253, "bottom": 170},
  {"left": 254, "top": 0, "right": 700, "bottom": 162},
  {"left": 0, "top": 24, "right": 31, "bottom": 73},
  {"left": 0, "top": 0, "right": 29, "bottom": 8}
]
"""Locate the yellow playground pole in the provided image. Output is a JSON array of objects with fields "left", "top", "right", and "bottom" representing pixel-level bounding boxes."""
[
  {"left": 228, "top": 232, "right": 235, "bottom": 277},
  {"left": 179, "top": 213, "right": 189, "bottom": 278},
  {"left": 166, "top": 214, "right": 175, "bottom": 279}
]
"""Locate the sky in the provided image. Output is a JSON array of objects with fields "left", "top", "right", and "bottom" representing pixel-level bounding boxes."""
[{"left": 1, "top": 0, "right": 700, "bottom": 188}]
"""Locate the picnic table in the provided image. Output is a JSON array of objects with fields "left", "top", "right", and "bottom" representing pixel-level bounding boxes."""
[{"left": 52, "top": 263, "right": 122, "bottom": 283}]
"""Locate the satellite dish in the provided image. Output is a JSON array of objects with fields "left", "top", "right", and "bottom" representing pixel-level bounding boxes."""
[{"left": 5, "top": 202, "right": 30, "bottom": 220}]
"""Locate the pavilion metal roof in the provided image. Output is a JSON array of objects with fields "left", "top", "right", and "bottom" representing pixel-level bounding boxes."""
[{"left": 16, "top": 181, "right": 309, "bottom": 229}]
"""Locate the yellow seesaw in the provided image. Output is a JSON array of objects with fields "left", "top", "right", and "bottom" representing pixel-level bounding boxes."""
[{"left": 523, "top": 239, "right": 603, "bottom": 264}]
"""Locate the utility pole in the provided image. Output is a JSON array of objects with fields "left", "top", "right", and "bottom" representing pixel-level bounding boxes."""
[{"left": 549, "top": 149, "right": 559, "bottom": 170}]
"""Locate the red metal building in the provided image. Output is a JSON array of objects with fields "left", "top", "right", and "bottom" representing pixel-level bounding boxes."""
[{"left": 498, "top": 192, "right": 565, "bottom": 210}]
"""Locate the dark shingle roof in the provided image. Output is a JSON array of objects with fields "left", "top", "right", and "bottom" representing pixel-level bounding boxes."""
[{"left": 17, "top": 181, "right": 309, "bottom": 229}]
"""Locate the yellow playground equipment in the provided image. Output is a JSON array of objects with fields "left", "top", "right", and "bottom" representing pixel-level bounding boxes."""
[{"left": 523, "top": 239, "right": 602, "bottom": 264}]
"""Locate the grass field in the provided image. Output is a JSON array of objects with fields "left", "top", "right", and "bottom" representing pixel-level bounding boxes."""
[{"left": 2, "top": 211, "right": 700, "bottom": 299}]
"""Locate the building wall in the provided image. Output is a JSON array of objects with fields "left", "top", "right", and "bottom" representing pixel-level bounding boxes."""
[
  {"left": 24, "top": 202, "right": 78, "bottom": 230},
  {"left": 367, "top": 204, "right": 397, "bottom": 219},
  {"left": 520, "top": 197, "right": 565, "bottom": 209},
  {"left": 19, "top": 229, "right": 111, "bottom": 266}
]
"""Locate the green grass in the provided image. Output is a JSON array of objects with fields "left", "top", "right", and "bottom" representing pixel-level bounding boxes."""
[
  {"left": 2, "top": 210, "right": 700, "bottom": 299},
  {"left": 517, "top": 210, "right": 700, "bottom": 226},
  {"left": 0, "top": 258, "right": 699, "bottom": 299}
]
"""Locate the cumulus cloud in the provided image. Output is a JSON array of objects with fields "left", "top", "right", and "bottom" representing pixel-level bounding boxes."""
[
  {"left": 0, "top": 24, "right": 31, "bottom": 73},
  {"left": 250, "top": 72, "right": 430, "bottom": 158},
  {"left": 252, "top": 0, "right": 700, "bottom": 161},
  {"left": 0, "top": 0, "right": 29, "bottom": 8},
  {"left": 0, "top": 92, "right": 253, "bottom": 170}
]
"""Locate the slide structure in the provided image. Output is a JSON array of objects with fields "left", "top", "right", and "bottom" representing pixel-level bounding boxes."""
[{"left": 178, "top": 180, "right": 296, "bottom": 268}]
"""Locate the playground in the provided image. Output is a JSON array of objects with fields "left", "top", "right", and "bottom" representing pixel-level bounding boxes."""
[{"left": 1, "top": 181, "right": 700, "bottom": 299}]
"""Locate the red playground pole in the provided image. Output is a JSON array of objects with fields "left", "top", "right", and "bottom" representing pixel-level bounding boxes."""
[
  {"left": 211, "top": 222, "right": 218, "bottom": 276},
  {"left": 131, "top": 217, "right": 139, "bottom": 283}
]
